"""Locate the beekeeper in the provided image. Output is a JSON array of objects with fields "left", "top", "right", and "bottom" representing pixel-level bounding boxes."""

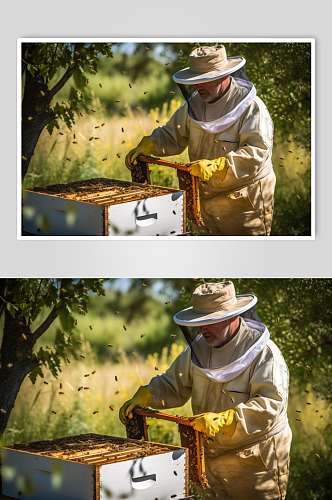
[
  {"left": 119, "top": 282, "right": 292, "bottom": 500},
  {"left": 125, "top": 45, "right": 275, "bottom": 236}
]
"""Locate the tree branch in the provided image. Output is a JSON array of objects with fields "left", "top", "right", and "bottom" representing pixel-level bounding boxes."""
[{"left": 49, "top": 61, "right": 79, "bottom": 99}]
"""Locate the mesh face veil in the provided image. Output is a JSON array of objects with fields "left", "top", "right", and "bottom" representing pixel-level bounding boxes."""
[
  {"left": 176, "top": 299, "right": 262, "bottom": 369},
  {"left": 176, "top": 64, "right": 250, "bottom": 122}
]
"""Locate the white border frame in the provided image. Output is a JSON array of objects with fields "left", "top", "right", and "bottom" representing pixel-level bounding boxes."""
[{"left": 17, "top": 38, "right": 315, "bottom": 241}]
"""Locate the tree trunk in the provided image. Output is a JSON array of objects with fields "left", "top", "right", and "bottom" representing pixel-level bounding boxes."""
[{"left": 0, "top": 304, "right": 39, "bottom": 439}]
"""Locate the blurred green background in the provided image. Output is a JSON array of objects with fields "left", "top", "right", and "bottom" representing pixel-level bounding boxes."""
[{"left": 22, "top": 42, "right": 312, "bottom": 236}]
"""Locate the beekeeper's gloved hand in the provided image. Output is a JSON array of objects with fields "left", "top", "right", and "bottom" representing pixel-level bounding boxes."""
[
  {"left": 187, "top": 157, "right": 227, "bottom": 182},
  {"left": 119, "top": 386, "right": 153, "bottom": 425},
  {"left": 189, "top": 410, "right": 236, "bottom": 438},
  {"left": 125, "top": 136, "right": 155, "bottom": 171}
]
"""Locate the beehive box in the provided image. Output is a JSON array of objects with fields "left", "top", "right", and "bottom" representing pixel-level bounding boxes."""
[
  {"left": 1, "top": 433, "right": 191, "bottom": 500},
  {"left": 23, "top": 178, "right": 185, "bottom": 236}
]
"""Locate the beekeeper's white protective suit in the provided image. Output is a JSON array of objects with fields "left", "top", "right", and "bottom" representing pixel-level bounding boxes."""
[
  {"left": 146, "top": 317, "right": 291, "bottom": 499},
  {"left": 149, "top": 77, "right": 275, "bottom": 236}
]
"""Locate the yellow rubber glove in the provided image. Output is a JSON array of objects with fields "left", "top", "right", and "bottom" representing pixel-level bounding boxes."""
[
  {"left": 189, "top": 410, "right": 236, "bottom": 438},
  {"left": 119, "top": 386, "right": 153, "bottom": 425},
  {"left": 187, "top": 157, "right": 227, "bottom": 182},
  {"left": 125, "top": 136, "right": 155, "bottom": 171}
]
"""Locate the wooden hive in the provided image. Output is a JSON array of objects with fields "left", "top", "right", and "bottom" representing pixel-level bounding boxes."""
[
  {"left": 22, "top": 178, "right": 186, "bottom": 236},
  {"left": 1, "top": 433, "right": 192, "bottom": 500}
]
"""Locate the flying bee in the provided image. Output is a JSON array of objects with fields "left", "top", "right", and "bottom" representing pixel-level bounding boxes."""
[
  {"left": 289, "top": 350, "right": 293, "bottom": 354},
  {"left": 165, "top": 63, "right": 170, "bottom": 65},
  {"left": 75, "top": 319, "right": 78, "bottom": 325},
  {"left": 67, "top": 358, "right": 71, "bottom": 363},
  {"left": 89, "top": 137, "right": 94, "bottom": 141},
  {"left": 61, "top": 101, "right": 66, "bottom": 104},
  {"left": 28, "top": 116, "right": 33, "bottom": 120},
  {"left": 95, "top": 126, "right": 100, "bottom": 129},
  {"left": 115, "top": 311, "right": 119, "bottom": 314},
  {"left": 93, "top": 411, "right": 98, "bottom": 414},
  {"left": 170, "top": 91, "right": 175, "bottom": 95},
  {"left": 59, "top": 392, "right": 64, "bottom": 395},
  {"left": 156, "top": 119, "right": 160, "bottom": 123},
  {"left": 79, "top": 112, "right": 83, "bottom": 117},
  {"left": 84, "top": 387, "right": 89, "bottom": 390},
  {"left": 108, "top": 344, "right": 113, "bottom": 347},
  {"left": 72, "top": 141, "right": 77, "bottom": 144},
  {"left": 289, "top": 151, "right": 293, "bottom": 153},
  {"left": 99, "top": 84, "right": 102, "bottom": 88},
  {"left": 140, "top": 334, "right": 145, "bottom": 338},
  {"left": 122, "top": 127, "right": 124, "bottom": 132},
  {"left": 115, "top": 100, "right": 120, "bottom": 102},
  {"left": 295, "top": 363, "right": 301, "bottom": 367},
  {"left": 279, "top": 164, "right": 284, "bottom": 168},
  {"left": 280, "top": 157, "right": 284, "bottom": 160},
  {"left": 115, "top": 376, "right": 118, "bottom": 382},
  {"left": 22, "top": 156, "right": 27, "bottom": 160},
  {"left": 92, "top": 109, "right": 96, "bottom": 112},
  {"left": 223, "top": 146, "right": 226, "bottom": 151},
  {"left": 276, "top": 317, "right": 280, "bottom": 322},
  {"left": 66, "top": 158, "right": 71, "bottom": 161},
  {"left": 296, "top": 418, "right": 301, "bottom": 421},
  {"left": 117, "top": 153, "right": 121, "bottom": 158},
  {"left": 129, "top": 84, "right": 132, "bottom": 88},
  {"left": 296, "top": 410, "right": 301, "bottom": 413},
  {"left": 7, "top": 363, "right": 13, "bottom": 368},
  {"left": 170, "top": 334, "right": 176, "bottom": 338},
  {"left": 95, "top": 137, "right": 99, "bottom": 140},
  {"left": 122, "top": 71, "right": 125, "bottom": 74},
  {"left": 288, "top": 119, "right": 293, "bottom": 122},
  {"left": 297, "top": 195, "right": 300, "bottom": 200},
  {"left": 123, "top": 325, "right": 127, "bottom": 331},
  {"left": 92, "top": 370, "right": 96, "bottom": 375},
  {"left": 52, "top": 410, "right": 57, "bottom": 414},
  {"left": 315, "top": 454, "right": 320, "bottom": 458},
  {"left": 40, "top": 90, "right": 45, "bottom": 96},
  {"left": 145, "top": 47, "right": 149, "bottom": 50},
  {"left": 312, "top": 342, "right": 317, "bottom": 346},
  {"left": 22, "top": 333, "right": 27, "bottom": 340},
  {"left": 44, "top": 381, "right": 48, "bottom": 385},
  {"left": 165, "top": 301, "right": 170, "bottom": 304},
  {"left": 155, "top": 367, "right": 158, "bottom": 370},
  {"left": 78, "top": 387, "right": 83, "bottom": 391},
  {"left": 306, "top": 402, "right": 311, "bottom": 405},
  {"left": 84, "top": 374, "right": 90, "bottom": 377},
  {"left": 101, "top": 123, "right": 105, "bottom": 126},
  {"left": 231, "top": 397, "right": 235, "bottom": 403},
  {"left": 0, "top": 409, "right": 6, "bottom": 414},
  {"left": 305, "top": 365, "right": 311, "bottom": 370},
  {"left": 102, "top": 158, "right": 107, "bottom": 161},
  {"left": 80, "top": 355, "right": 85, "bottom": 359},
  {"left": 89, "top": 325, "right": 93, "bottom": 330}
]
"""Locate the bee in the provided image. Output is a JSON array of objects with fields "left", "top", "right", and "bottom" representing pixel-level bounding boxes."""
[
  {"left": 170, "top": 334, "right": 176, "bottom": 338},
  {"left": 296, "top": 410, "right": 301, "bottom": 413},
  {"left": 74, "top": 51, "right": 80, "bottom": 55},
  {"left": 294, "top": 135, "right": 297, "bottom": 138},
  {"left": 80, "top": 355, "right": 86, "bottom": 359},
  {"left": 115, "top": 311, "right": 119, "bottom": 314},
  {"left": 73, "top": 141, "right": 77, "bottom": 144},
  {"left": 144, "top": 91, "right": 148, "bottom": 94},
  {"left": 87, "top": 79, "right": 90, "bottom": 83},
  {"left": 129, "top": 84, "right": 132, "bottom": 88},
  {"left": 88, "top": 97, "right": 93, "bottom": 101},
  {"left": 305, "top": 365, "right": 311, "bottom": 370},
  {"left": 95, "top": 126, "right": 100, "bottom": 129},
  {"left": 122, "top": 71, "right": 125, "bottom": 74},
  {"left": 102, "top": 158, "right": 107, "bottom": 161},
  {"left": 312, "top": 342, "right": 317, "bottom": 347},
  {"left": 155, "top": 367, "right": 158, "bottom": 370},
  {"left": 162, "top": 149, "right": 166, "bottom": 154},
  {"left": 279, "top": 165, "right": 284, "bottom": 168},
  {"left": 59, "top": 392, "right": 64, "bottom": 395},
  {"left": 289, "top": 350, "right": 293, "bottom": 354},
  {"left": 122, "top": 127, "right": 124, "bottom": 132},
  {"left": 66, "top": 158, "right": 71, "bottom": 161},
  {"left": 161, "top": 400, "right": 165, "bottom": 406},
  {"left": 279, "top": 117, "right": 283, "bottom": 120},
  {"left": 297, "top": 195, "right": 300, "bottom": 200},
  {"left": 307, "top": 402, "right": 311, "bottom": 405},
  {"left": 289, "top": 151, "right": 293, "bottom": 153},
  {"left": 115, "top": 100, "right": 120, "bottom": 102},
  {"left": 231, "top": 397, "right": 235, "bottom": 403},
  {"left": 93, "top": 411, "right": 98, "bottom": 414},
  {"left": 21, "top": 333, "right": 27, "bottom": 340},
  {"left": 79, "top": 112, "right": 83, "bottom": 117},
  {"left": 115, "top": 390, "right": 119, "bottom": 394},
  {"left": 0, "top": 409, "right": 6, "bottom": 414},
  {"left": 296, "top": 418, "right": 301, "bottom": 421},
  {"left": 290, "top": 360, "right": 294, "bottom": 364},
  {"left": 288, "top": 119, "right": 293, "bottom": 122},
  {"left": 276, "top": 317, "right": 280, "bottom": 322},
  {"left": 52, "top": 410, "right": 57, "bottom": 414},
  {"left": 109, "top": 406, "right": 114, "bottom": 411},
  {"left": 95, "top": 137, "right": 99, "bottom": 140},
  {"left": 315, "top": 453, "right": 320, "bottom": 458},
  {"left": 61, "top": 101, "right": 66, "bottom": 104},
  {"left": 92, "top": 109, "right": 96, "bottom": 112},
  {"left": 67, "top": 358, "right": 71, "bottom": 363},
  {"left": 165, "top": 301, "right": 170, "bottom": 304},
  {"left": 108, "top": 344, "right": 113, "bottom": 347},
  {"left": 170, "top": 91, "right": 175, "bottom": 95},
  {"left": 295, "top": 363, "right": 301, "bottom": 367},
  {"left": 101, "top": 123, "right": 105, "bottom": 126},
  {"left": 115, "top": 376, "right": 118, "bottom": 382},
  {"left": 99, "top": 84, "right": 102, "bottom": 88},
  {"left": 89, "top": 325, "right": 93, "bottom": 330},
  {"left": 171, "top": 495, "right": 177, "bottom": 498},
  {"left": 165, "top": 63, "right": 170, "bottom": 66},
  {"left": 173, "top": 471, "right": 177, "bottom": 475},
  {"left": 214, "top": 140, "right": 218, "bottom": 144},
  {"left": 7, "top": 363, "right": 13, "bottom": 368},
  {"left": 262, "top": 77, "right": 265, "bottom": 81},
  {"left": 22, "top": 156, "right": 27, "bottom": 160},
  {"left": 318, "top": 328, "right": 321, "bottom": 333},
  {"left": 90, "top": 69, "right": 95, "bottom": 73},
  {"left": 156, "top": 119, "right": 160, "bottom": 123},
  {"left": 89, "top": 137, "right": 94, "bottom": 141},
  {"left": 69, "top": 414, "right": 72, "bottom": 418},
  {"left": 78, "top": 387, "right": 83, "bottom": 391},
  {"left": 28, "top": 116, "right": 33, "bottom": 120},
  {"left": 145, "top": 47, "right": 149, "bottom": 50},
  {"left": 75, "top": 319, "right": 78, "bottom": 325},
  {"left": 117, "top": 153, "right": 121, "bottom": 158},
  {"left": 84, "top": 374, "right": 90, "bottom": 377},
  {"left": 140, "top": 334, "right": 145, "bottom": 338},
  {"left": 223, "top": 146, "right": 226, "bottom": 151},
  {"left": 84, "top": 387, "right": 89, "bottom": 390}
]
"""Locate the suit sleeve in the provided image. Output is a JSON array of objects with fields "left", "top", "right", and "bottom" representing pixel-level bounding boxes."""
[
  {"left": 149, "top": 102, "right": 190, "bottom": 157},
  {"left": 146, "top": 346, "right": 193, "bottom": 409}
]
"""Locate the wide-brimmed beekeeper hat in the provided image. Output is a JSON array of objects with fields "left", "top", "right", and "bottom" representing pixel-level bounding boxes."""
[
  {"left": 173, "top": 45, "right": 245, "bottom": 85},
  {"left": 173, "top": 281, "right": 257, "bottom": 326}
]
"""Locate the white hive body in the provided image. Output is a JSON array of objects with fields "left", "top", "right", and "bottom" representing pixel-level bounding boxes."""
[
  {"left": 23, "top": 178, "right": 185, "bottom": 236},
  {"left": 1, "top": 434, "right": 190, "bottom": 500}
]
